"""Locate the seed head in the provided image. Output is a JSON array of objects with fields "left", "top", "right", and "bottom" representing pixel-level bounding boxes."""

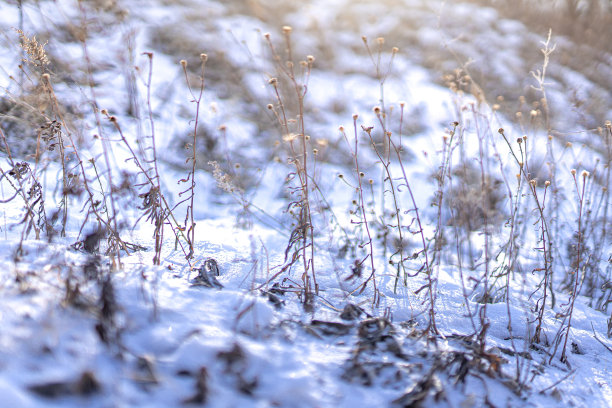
[
  {"left": 200, "top": 53, "right": 208, "bottom": 62},
  {"left": 581, "top": 170, "right": 589, "bottom": 178},
  {"left": 545, "top": 180, "right": 551, "bottom": 187},
  {"left": 180, "top": 59, "right": 187, "bottom": 68},
  {"left": 570, "top": 169, "right": 576, "bottom": 176}
]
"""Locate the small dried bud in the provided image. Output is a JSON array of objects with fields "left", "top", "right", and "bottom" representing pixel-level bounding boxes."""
[
  {"left": 100, "top": 109, "right": 108, "bottom": 115},
  {"left": 282, "top": 25, "right": 292, "bottom": 34},
  {"left": 264, "top": 32, "right": 271, "bottom": 40},
  {"left": 234, "top": 163, "right": 241, "bottom": 169},
  {"left": 516, "top": 112, "right": 523, "bottom": 118},
  {"left": 497, "top": 95, "right": 504, "bottom": 102},
  {"left": 307, "top": 55, "right": 315, "bottom": 63},
  {"left": 498, "top": 128, "right": 504, "bottom": 134},
  {"left": 399, "top": 101, "right": 406, "bottom": 108},
  {"left": 338, "top": 126, "right": 345, "bottom": 132},
  {"left": 352, "top": 200, "right": 358, "bottom": 205},
  {"left": 373, "top": 106, "right": 381, "bottom": 114},
  {"left": 571, "top": 169, "right": 577, "bottom": 176},
  {"left": 180, "top": 59, "right": 187, "bottom": 67},
  {"left": 352, "top": 114, "right": 358, "bottom": 120},
  {"left": 313, "top": 148, "right": 318, "bottom": 155},
  {"left": 200, "top": 53, "right": 208, "bottom": 62},
  {"left": 305, "top": 135, "right": 310, "bottom": 141},
  {"left": 376, "top": 37, "right": 384, "bottom": 45},
  {"left": 338, "top": 174, "right": 344, "bottom": 178},
  {"left": 547, "top": 135, "right": 553, "bottom": 140},
  {"left": 218, "top": 124, "right": 227, "bottom": 131},
  {"left": 523, "top": 135, "right": 527, "bottom": 141},
  {"left": 530, "top": 110, "right": 538, "bottom": 117},
  {"left": 604, "top": 120, "right": 611, "bottom": 129},
  {"left": 361, "top": 36, "right": 367, "bottom": 43},
  {"left": 268, "top": 78, "right": 278, "bottom": 85},
  {"left": 581, "top": 170, "right": 589, "bottom": 178},
  {"left": 109, "top": 116, "right": 117, "bottom": 122},
  {"left": 517, "top": 138, "right": 522, "bottom": 144},
  {"left": 392, "top": 47, "right": 399, "bottom": 53},
  {"left": 545, "top": 180, "right": 551, "bottom": 187},
  {"left": 368, "top": 179, "right": 373, "bottom": 184},
  {"left": 566, "top": 142, "right": 572, "bottom": 148},
  {"left": 267, "top": 104, "right": 274, "bottom": 110},
  {"left": 300, "top": 61, "right": 308, "bottom": 67},
  {"left": 492, "top": 104, "right": 500, "bottom": 111},
  {"left": 42, "top": 73, "right": 50, "bottom": 82},
  {"left": 359, "top": 172, "right": 365, "bottom": 177},
  {"left": 286, "top": 61, "right": 293, "bottom": 69},
  {"left": 530, "top": 179, "right": 537, "bottom": 187}
]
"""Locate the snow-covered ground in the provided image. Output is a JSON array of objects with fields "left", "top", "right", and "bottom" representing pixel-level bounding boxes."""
[{"left": 0, "top": 0, "right": 610, "bottom": 407}]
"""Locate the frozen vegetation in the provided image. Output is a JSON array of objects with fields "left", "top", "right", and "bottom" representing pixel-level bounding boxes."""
[{"left": 0, "top": 0, "right": 610, "bottom": 407}]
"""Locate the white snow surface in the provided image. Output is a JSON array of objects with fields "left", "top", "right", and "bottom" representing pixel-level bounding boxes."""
[{"left": 0, "top": 0, "right": 611, "bottom": 407}]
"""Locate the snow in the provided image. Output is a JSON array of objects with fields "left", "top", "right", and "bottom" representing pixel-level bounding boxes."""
[{"left": 1, "top": 0, "right": 611, "bottom": 407}]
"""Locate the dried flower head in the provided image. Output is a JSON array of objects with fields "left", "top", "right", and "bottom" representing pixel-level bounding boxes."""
[
  {"left": 570, "top": 168, "right": 577, "bottom": 176},
  {"left": 376, "top": 37, "right": 385, "bottom": 45},
  {"left": 200, "top": 53, "right": 208, "bottom": 62},
  {"left": 16, "top": 29, "right": 49, "bottom": 68},
  {"left": 392, "top": 47, "right": 399, "bottom": 54},
  {"left": 307, "top": 55, "right": 315, "bottom": 63},
  {"left": 180, "top": 59, "right": 187, "bottom": 68},
  {"left": 268, "top": 78, "right": 278, "bottom": 85},
  {"left": 283, "top": 133, "right": 298, "bottom": 142},
  {"left": 352, "top": 114, "right": 358, "bottom": 120},
  {"left": 581, "top": 170, "right": 590, "bottom": 178},
  {"left": 282, "top": 26, "right": 292, "bottom": 34},
  {"left": 545, "top": 180, "right": 551, "bottom": 187}
]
